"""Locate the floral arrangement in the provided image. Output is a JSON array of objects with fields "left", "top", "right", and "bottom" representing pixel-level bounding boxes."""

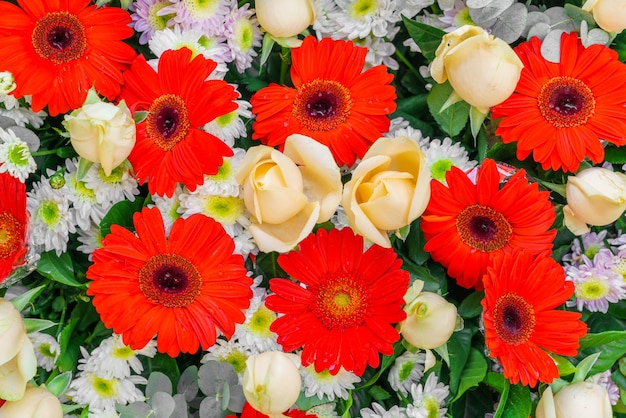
[{"left": 0, "top": 0, "right": 626, "bottom": 417}]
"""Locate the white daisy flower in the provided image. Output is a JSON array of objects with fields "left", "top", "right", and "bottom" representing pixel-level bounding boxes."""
[
  {"left": 388, "top": 351, "right": 426, "bottom": 396},
  {"left": 386, "top": 124, "right": 429, "bottom": 149},
  {"left": 159, "top": 0, "right": 230, "bottom": 34},
  {"left": 313, "top": 0, "right": 344, "bottom": 37},
  {"left": 361, "top": 402, "right": 408, "bottom": 418},
  {"left": 0, "top": 127, "right": 36, "bottom": 181},
  {"left": 302, "top": 364, "right": 361, "bottom": 402},
  {"left": 0, "top": 71, "right": 17, "bottom": 105},
  {"left": 201, "top": 338, "right": 253, "bottom": 381},
  {"left": 224, "top": 0, "right": 262, "bottom": 73},
  {"left": 82, "top": 163, "right": 140, "bottom": 205},
  {"left": 29, "top": 332, "right": 60, "bottom": 372},
  {"left": 76, "top": 222, "right": 103, "bottom": 258},
  {"left": 330, "top": 0, "right": 399, "bottom": 40},
  {"left": 233, "top": 227, "right": 258, "bottom": 259},
  {"left": 66, "top": 370, "right": 146, "bottom": 413},
  {"left": 27, "top": 177, "right": 76, "bottom": 256},
  {"left": 422, "top": 137, "right": 477, "bottom": 183},
  {"left": 355, "top": 35, "right": 399, "bottom": 70},
  {"left": 64, "top": 159, "right": 111, "bottom": 231},
  {"left": 306, "top": 403, "right": 341, "bottom": 418},
  {"left": 187, "top": 148, "right": 245, "bottom": 198},
  {"left": 151, "top": 184, "right": 185, "bottom": 235},
  {"left": 203, "top": 100, "right": 251, "bottom": 147},
  {"left": 81, "top": 334, "right": 157, "bottom": 379},
  {"left": 407, "top": 373, "right": 450, "bottom": 418},
  {"left": 233, "top": 291, "right": 280, "bottom": 354}
]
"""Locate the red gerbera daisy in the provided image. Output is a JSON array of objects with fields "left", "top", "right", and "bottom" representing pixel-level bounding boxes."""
[
  {"left": 0, "top": 0, "right": 136, "bottom": 116},
  {"left": 86, "top": 207, "right": 253, "bottom": 357},
  {"left": 265, "top": 227, "right": 408, "bottom": 377},
  {"left": 420, "top": 158, "right": 556, "bottom": 290},
  {"left": 491, "top": 32, "right": 626, "bottom": 172},
  {"left": 250, "top": 36, "right": 397, "bottom": 167},
  {"left": 120, "top": 47, "right": 238, "bottom": 197},
  {"left": 0, "top": 173, "right": 27, "bottom": 284},
  {"left": 482, "top": 250, "right": 587, "bottom": 387}
]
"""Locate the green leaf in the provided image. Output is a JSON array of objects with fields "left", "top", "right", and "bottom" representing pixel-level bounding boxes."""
[
  {"left": 367, "top": 386, "right": 391, "bottom": 401},
  {"left": 46, "top": 371, "right": 73, "bottom": 397},
  {"left": 578, "top": 331, "right": 626, "bottom": 376},
  {"left": 397, "top": 218, "right": 430, "bottom": 265},
  {"left": 76, "top": 157, "right": 93, "bottom": 181},
  {"left": 260, "top": 33, "right": 275, "bottom": 67},
  {"left": 447, "top": 327, "right": 475, "bottom": 394},
  {"left": 452, "top": 348, "right": 488, "bottom": 401},
  {"left": 457, "top": 290, "right": 484, "bottom": 319},
  {"left": 99, "top": 197, "right": 145, "bottom": 237},
  {"left": 501, "top": 384, "right": 532, "bottom": 418},
  {"left": 24, "top": 318, "right": 57, "bottom": 333},
  {"left": 427, "top": 82, "right": 470, "bottom": 137},
  {"left": 402, "top": 16, "right": 446, "bottom": 61},
  {"left": 572, "top": 351, "right": 602, "bottom": 382},
  {"left": 37, "top": 252, "right": 84, "bottom": 287},
  {"left": 604, "top": 145, "right": 626, "bottom": 164},
  {"left": 56, "top": 317, "right": 81, "bottom": 373},
  {"left": 552, "top": 354, "right": 577, "bottom": 377},
  {"left": 9, "top": 285, "right": 45, "bottom": 312}
]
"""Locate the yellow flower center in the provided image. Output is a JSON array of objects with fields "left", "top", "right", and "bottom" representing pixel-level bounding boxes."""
[
  {"left": 576, "top": 277, "right": 610, "bottom": 301},
  {"left": 314, "top": 276, "right": 370, "bottom": 330},
  {"left": 246, "top": 305, "right": 276, "bottom": 337}
]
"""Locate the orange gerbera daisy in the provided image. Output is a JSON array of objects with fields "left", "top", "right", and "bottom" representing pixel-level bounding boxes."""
[
  {"left": 250, "top": 36, "right": 397, "bottom": 167},
  {"left": 491, "top": 32, "right": 626, "bottom": 172},
  {"left": 482, "top": 250, "right": 587, "bottom": 387},
  {"left": 0, "top": 173, "right": 27, "bottom": 284},
  {"left": 420, "top": 159, "right": 556, "bottom": 289},
  {"left": 86, "top": 207, "right": 253, "bottom": 357},
  {"left": 120, "top": 47, "right": 238, "bottom": 197},
  {"left": 265, "top": 227, "right": 408, "bottom": 377},
  {"left": 0, "top": 0, "right": 136, "bottom": 116}
]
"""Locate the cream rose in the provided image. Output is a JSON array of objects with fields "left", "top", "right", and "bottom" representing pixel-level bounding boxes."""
[
  {"left": 536, "top": 383, "right": 612, "bottom": 418},
  {"left": 235, "top": 134, "right": 342, "bottom": 253},
  {"left": 563, "top": 167, "right": 626, "bottom": 235},
  {"left": 64, "top": 90, "right": 136, "bottom": 176},
  {"left": 430, "top": 25, "right": 523, "bottom": 112},
  {"left": 399, "top": 280, "right": 458, "bottom": 349},
  {"left": 242, "top": 351, "right": 302, "bottom": 418},
  {"left": 342, "top": 136, "right": 430, "bottom": 248},
  {"left": 255, "top": 0, "right": 315, "bottom": 38},
  {"left": 0, "top": 386, "right": 63, "bottom": 418},
  {"left": 583, "top": 0, "right": 626, "bottom": 33},
  {"left": 0, "top": 299, "right": 37, "bottom": 401}
]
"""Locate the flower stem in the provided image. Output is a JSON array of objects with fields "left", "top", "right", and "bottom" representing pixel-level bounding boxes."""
[
  {"left": 394, "top": 48, "right": 426, "bottom": 84},
  {"left": 279, "top": 47, "right": 291, "bottom": 85}
]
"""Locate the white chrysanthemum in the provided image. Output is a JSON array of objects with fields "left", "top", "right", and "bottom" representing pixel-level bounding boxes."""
[
  {"left": 190, "top": 148, "right": 245, "bottom": 197},
  {"left": 423, "top": 137, "right": 477, "bottom": 184},
  {"left": 0, "top": 127, "right": 36, "bottom": 181},
  {"left": 151, "top": 184, "right": 185, "bottom": 235},
  {"left": 233, "top": 227, "right": 258, "bottom": 259},
  {"left": 76, "top": 223, "right": 103, "bottom": 258},
  {"left": 64, "top": 159, "right": 111, "bottom": 231},
  {"left": 233, "top": 291, "right": 280, "bottom": 354},
  {"left": 407, "top": 373, "right": 449, "bottom": 418},
  {"left": 201, "top": 338, "right": 252, "bottom": 381},
  {"left": 306, "top": 403, "right": 341, "bottom": 418},
  {"left": 301, "top": 365, "right": 361, "bottom": 402},
  {"left": 148, "top": 26, "right": 230, "bottom": 78},
  {"left": 361, "top": 402, "right": 408, "bottom": 418},
  {"left": 224, "top": 0, "right": 262, "bottom": 73},
  {"left": 386, "top": 125, "right": 429, "bottom": 148},
  {"left": 397, "top": 0, "right": 436, "bottom": 18},
  {"left": 356, "top": 35, "right": 399, "bottom": 70},
  {"left": 82, "top": 163, "right": 140, "bottom": 205},
  {"left": 388, "top": 351, "right": 426, "bottom": 396},
  {"left": 160, "top": 0, "right": 230, "bottom": 34},
  {"left": 81, "top": 334, "right": 157, "bottom": 379},
  {"left": 329, "top": 0, "right": 399, "bottom": 40},
  {"left": 27, "top": 177, "right": 76, "bottom": 256},
  {"left": 0, "top": 71, "right": 16, "bottom": 101},
  {"left": 29, "top": 332, "right": 60, "bottom": 372},
  {"left": 203, "top": 100, "right": 251, "bottom": 147},
  {"left": 0, "top": 98, "right": 47, "bottom": 128},
  {"left": 313, "top": 0, "right": 344, "bottom": 37},
  {"left": 330, "top": 204, "right": 351, "bottom": 230},
  {"left": 66, "top": 370, "right": 146, "bottom": 412}
]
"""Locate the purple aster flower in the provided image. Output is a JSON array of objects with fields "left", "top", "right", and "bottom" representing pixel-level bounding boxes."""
[
  {"left": 593, "top": 371, "right": 620, "bottom": 406},
  {"left": 130, "top": 0, "right": 176, "bottom": 45},
  {"left": 224, "top": 0, "right": 262, "bottom": 74},
  {"left": 159, "top": 0, "right": 229, "bottom": 36},
  {"left": 562, "top": 230, "right": 608, "bottom": 265}
]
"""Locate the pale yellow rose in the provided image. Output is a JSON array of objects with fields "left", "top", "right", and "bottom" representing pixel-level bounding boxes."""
[
  {"left": 430, "top": 25, "right": 523, "bottom": 112},
  {"left": 399, "top": 280, "right": 458, "bottom": 349},
  {"left": 64, "top": 92, "right": 136, "bottom": 177},
  {"left": 235, "top": 134, "right": 342, "bottom": 253},
  {"left": 342, "top": 136, "right": 430, "bottom": 248},
  {"left": 536, "top": 383, "right": 612, "bottom": 418},
  {"left": 242, "top": 351, "right": 302, "bottom": 418},
  {"left": 255, "top": 0, "right": 315, "bottom": 38},
  {"left": 0, "top": 385, "right": 63, "bottom": 418},
  {"left": 583, "top": 0, "right": 626, "bottom": 33},
  {"left": 564, "top": 167, "right": 626, "bottom": 235},
  {"left": 0, "top": 299, "right": 37, "bottom": 401}
]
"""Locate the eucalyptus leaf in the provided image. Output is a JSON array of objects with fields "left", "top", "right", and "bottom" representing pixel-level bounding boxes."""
[
  {"left": 146, "top": 372, "right": 173, "bottom": 398},
  {"left": 177, "top": 365, "right": 199, "bottom": 402},
  {"left": 171, "top": 394, "right": 189, "bottom": 418},
  {"left": 199, "top": 397, "right": 226, "bottom": 418},
  {"left": 198, "top": 361, "right": 238, "bottom": 396},
  {"left": 46, "top": 371, "right": 72, "bottom": 397},
  {"left": 489, "top": 3, "right": 528, "bottom": 43},
  {"left": 150, "top": 392, "right": 176, "bottom": 418},
  {"left": 227, "top": 384, "right": 246, "bottom": 413},
  {"left": 545, "top": 7, "right": 577, "bottom": 32},
  {"left": 9, "top": 285, "right": 45, "bottom": 312},
  {"left": 117, "top": 401, "right": 152, "bottom": 418},
  {"left": 527, "top": 22, "right": 552, "bottom": 40},
  {"left": 467, "top": 0, "right": 495, "bottom": 9},
  {"left": 563, "top": 3, "right": 596, "bottom": 27},
  {"left": 523, "top": 11, "right": 551, "bottom": 37},
  {"left": 540, "top": 29, "right": 566, "bottom": 63},
  {"left": 468, "top": 0, "right": 514, "bottom": 25}
]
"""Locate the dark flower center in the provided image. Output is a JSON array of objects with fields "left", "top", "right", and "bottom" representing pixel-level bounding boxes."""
[
  {"left": 146, "top": 94, "right": 191, "bottom": 151},
  {"left": 293, "top": 79, "right": 353, "bottom": 132},
  {"left": 313, "top": 276, "right": 370, "bottom": 330},
  {"left": 456, "top": 205, "right": 512, "bottom": 252},
  {"left": 538, "top": 76, "right": 595, "bottom": 128},
  {"left": 32, "top": 12, "right": 86, "bottom": 64},
  {"left": 493, "top": 293, "right": 535, "bottom": 345},
  {"left": 0, "top": 212, "right": 22, "bottom": 259},
  {"left": 139, "top": 254, "right": 202, "bottom": 308}
]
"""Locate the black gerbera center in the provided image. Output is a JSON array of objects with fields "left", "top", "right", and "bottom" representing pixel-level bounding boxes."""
[
  {"left": 32, "top": 12, "right": 87, "bottom": 64},
  {"left": 293, "top": 79, "right": 353, "bottom": 131},
  {"left": 139, "top": 254, "right": 202, "bottom": 308},
  {"left": 456, "top": 205, "right": 512, "bottom": 252},
  {"left": 538, "top": 76, "right": 595, "bottom": 128}
]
